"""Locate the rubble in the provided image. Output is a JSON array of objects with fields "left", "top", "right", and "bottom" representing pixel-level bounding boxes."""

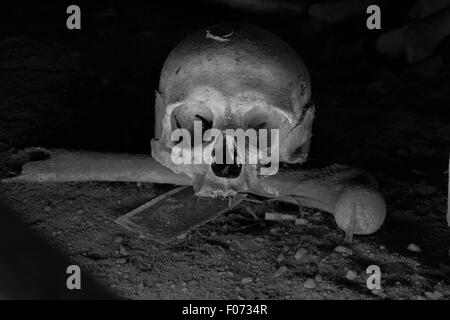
[
  {"left": 407, "top": 244, "right": 422, "bottom": 253},
  {"left": 303, "top": 278, "right": 317, "bottom": 289}
]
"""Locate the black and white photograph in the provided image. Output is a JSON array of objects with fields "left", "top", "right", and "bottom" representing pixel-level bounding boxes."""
[{"left": 0, "top": 0, "right": 449, "bottom": 305}]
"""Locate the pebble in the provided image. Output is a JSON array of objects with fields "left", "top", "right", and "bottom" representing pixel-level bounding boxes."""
[
  {"left": 277, "top": 253, "right": 285, "bottom": 263},
  {"left": 114, "top": 236, "right": 124, "bottom": 244},
  {"left": 294, "top": 247, "right": 308, "bottom": 261},
  {"left": 407, "top": 243, "right": 422, "bottom": 253},
  {"left": 334, "top": 245, "right": 353, "bottom": 256},
  {"left": 44, "top": 205, "right": 52, "bottom": 212},
  {"left": 177, "top": 233, "right": 187, "bottom": 240},
  {"left": 424, "top": 291, "right": 444, "bottom": 300},
  {"left": 295, "top": 218, "right": 308, "bottom": 226},
  {"left": 270, "top": 227, "right": 280, "bottom": 235},
  {"left": 274, "top": 266, "right": 288, "bottom": 277},
  {"left": 382, "top": 262, "right": 410, "bottom": 275},
  {"left": 115, "top": 258, "right": 127, "bottom": 264},
  {"left": 371, "top": 289, "right": 388, "bottom": 299},
  {"left": 303, "top": 278, "right": 316, "bottom": 289},
  {"left": 315, "top": 274, "right": 323, "bottom": 283},
  {"left": 345, "top": 270, "right": 358, "bottom": 281},
  {"left": 219, "top": 271, "right": 234, "bottom": 277},
  {"left": 86, "top": 249, "right": 109, "bottom": 260},
  {"left": 119, "top": 246, "right": 129, "bottom": 257},
  {"left": 241, "top": 277, "right": 253, "bottom": 285}
]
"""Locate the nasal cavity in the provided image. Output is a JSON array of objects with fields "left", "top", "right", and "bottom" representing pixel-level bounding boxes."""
[{"left": 211, "top": 139, "right": 242, "bottom": 178}]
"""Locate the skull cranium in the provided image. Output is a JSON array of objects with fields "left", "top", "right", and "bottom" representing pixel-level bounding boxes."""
[{"left": 151, "top": 23, "right": 315, "bottom": 197}]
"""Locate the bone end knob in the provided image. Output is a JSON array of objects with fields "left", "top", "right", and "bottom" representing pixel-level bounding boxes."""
[{"left": 334, "top": 186, "right": 386, "bottom": 235}]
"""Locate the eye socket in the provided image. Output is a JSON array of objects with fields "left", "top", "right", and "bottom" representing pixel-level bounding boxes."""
[
  {"left": 171, "top": 105, "right": 214, "bottom": 132},
  {"left": 194, "top": 114, "right": 213, "bottom": 132},
  {"left": 244, "top": 110, "right": 285, "bottom": 152},
  {"left": 253, "top": 121, "right": 267, "bottom": 131},
  {"left": 170, "top": 104, "right": 214, "bottom": 147},
  {"left": 245, "top": 115, "right": 268, "bottom": 130},
  {"left": 174, "top": 115, "right": 182, "bottom": 129}
]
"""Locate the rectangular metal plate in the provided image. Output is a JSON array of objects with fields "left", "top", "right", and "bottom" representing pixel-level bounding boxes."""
[{"left": 115, "top": 186, "right": 246, "bottom": 243}]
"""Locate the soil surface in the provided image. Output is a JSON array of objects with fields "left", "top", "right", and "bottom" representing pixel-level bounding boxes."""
[{"left": 0, "top": 1, "right": 449, "bottom": 299}]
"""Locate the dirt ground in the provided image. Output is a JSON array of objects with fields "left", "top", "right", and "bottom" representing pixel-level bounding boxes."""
[{"left": 0, "top": 1, "right": 450, "bottom": 299}]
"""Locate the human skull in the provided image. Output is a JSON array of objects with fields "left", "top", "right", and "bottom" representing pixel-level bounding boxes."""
[{"left": 151, "top": 23, "right": 315, "bottom": 197}]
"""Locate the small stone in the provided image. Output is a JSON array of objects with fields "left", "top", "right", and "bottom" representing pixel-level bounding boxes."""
[
  {"left": 303, "top": 278, "right": 316, "bottom": 289},
  {"left": 317, "top": 263, "right": 336, "bottom": 277},
  {"left": 345, "top": 270, "right": 358, "bottom": 281},
  {"left": 424, "top": 291, "right": 444, "bottom": 300},
  {"left": 86, "top": 249, "right": 109, "bottom": 260},
  {"left": 372, "top": 289, "right": 388, "bottom": 299},
  {"left": 270, "top": 227, "right": 280, "bottom": 235},
  {"left": 407, "top": 243, "right": 422, "bottom": 253},
  {"left": 119, "top": 245, "right": 129, "bottom": 257},
  {"left": 315, "top": 274, "right": 323, "bottom": 283},
  {"left": 177, "top": 233, "right": 187, "bottom": 240},
  {"left": 210, "top": 231, "right": 218, "bottom": 237},
  {"left": 295, "top": 218, "right": 308, "bottom": 225},
  {"left": 274, "top": 266, "right": 288, "bottom": 277},
  {"left": 415, "top": 184, "right": 437, "bottom": 196},
  {"left": 294, "top": 247, "right": 308, "bottom": 261},
  {"left": 241, "top": 277, "right": 253, "bottom": 285},
  {"left": 114, "top": 236, "right": 124, "bottom": 244},
  {"left": 219, "top": 271, "right": 234, "bottom": 277},
  {"left": 334, "top": 245, "right": 353, "bottom": 256},
  {"left": 380, "top": 245, "right": 386, "bottom": 251},
  {"left": 136, "top": 182, "right": 142, "bottom": 188},
  {"left": 277, "top": 253, "right": 285, "bottom": 263},
  {"left": 44, "top": 205, "right": 52, "bottom": 212},
  {"left": 383, "top": 262, "right": 410, "bottom": 275},
  {"left": 115, "top": 258, "right": 127, "bottom": 264}
]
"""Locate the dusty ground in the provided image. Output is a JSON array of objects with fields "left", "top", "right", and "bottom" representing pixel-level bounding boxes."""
[{"left": 0, "top": 1, "right": 450, "bottom": 299}]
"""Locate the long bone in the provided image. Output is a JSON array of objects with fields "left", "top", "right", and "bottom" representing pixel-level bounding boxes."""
[{"left": 2, "top": 149, "right": 386, "bottom": 235}]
